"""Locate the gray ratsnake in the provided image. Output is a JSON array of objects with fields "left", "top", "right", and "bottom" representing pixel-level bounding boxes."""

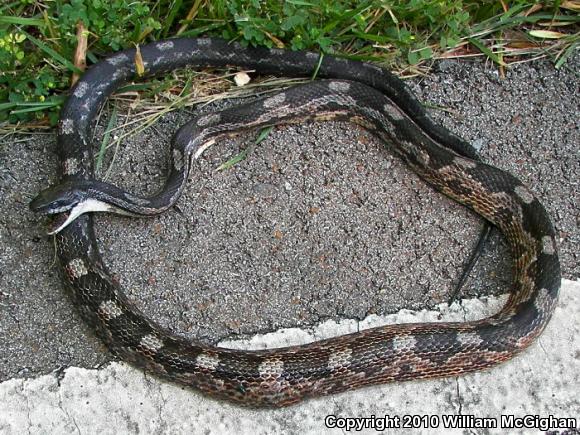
[{"left": 30, "top": 38, "right": 561, "bottom": 407}]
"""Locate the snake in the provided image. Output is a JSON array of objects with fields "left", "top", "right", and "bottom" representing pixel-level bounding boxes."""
[{"left": 29, "top": 37, "right": 561, "bottom": 408}]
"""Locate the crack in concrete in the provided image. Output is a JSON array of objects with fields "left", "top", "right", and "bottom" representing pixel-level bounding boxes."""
[
  {"left": 19, "top": 381, "right": 32, "bottom": 435},
  {"left": 537, "top": 338, "right": 549, "bottom": 357},
  {"left": 454, "top": 378, "right": 463, "bottom": 417},
  {"left": 155, "top": 379, "right": 168, "bottom": 433},
  {"left": 57, "top": 388, "right": 81, "bottom": 435}
]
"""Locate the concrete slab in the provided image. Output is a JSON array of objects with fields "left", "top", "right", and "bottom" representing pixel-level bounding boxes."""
[{"left": 0, "top": 279, "right": 578, "bottom": 434}]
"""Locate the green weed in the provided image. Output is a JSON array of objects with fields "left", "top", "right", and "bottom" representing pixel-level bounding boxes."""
[{"left": 0, "top": 0, "right": 578, "bottom": 125}]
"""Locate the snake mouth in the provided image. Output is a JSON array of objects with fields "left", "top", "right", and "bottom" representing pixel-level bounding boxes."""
[
  {"left": 47, "top": 212, "right": 71, "bottom": 235},
  {"left": 45, "top": 198, "right": 115, "bottom": 235}
]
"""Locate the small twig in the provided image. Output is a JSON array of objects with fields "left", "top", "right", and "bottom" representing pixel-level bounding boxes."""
[
  {"left": 71, "top": 21, "right": 88, "bottom": 86},
  {"left": 177, "top": 0, "right": 203, "bottom": 35}
]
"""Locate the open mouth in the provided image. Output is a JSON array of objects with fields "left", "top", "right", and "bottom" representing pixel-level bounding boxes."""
[
  {"left": 47, "top": 211, "right": 71, "bottom": 235},
  {"left": 44, "top": 198, "right": 116, "bottom": 235}
]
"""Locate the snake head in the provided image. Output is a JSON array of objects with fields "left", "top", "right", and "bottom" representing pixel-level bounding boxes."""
[
  {"left": 30, "top": 181, "right": 86, "bottom": 215},
  {"left": 29, "top": 181, "right": 111, "bottom": 234}
]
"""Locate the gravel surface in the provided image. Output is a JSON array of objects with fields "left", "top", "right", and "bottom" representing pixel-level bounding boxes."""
[{"left": 0, "top": 54, "right": 578, "bottom": 382}]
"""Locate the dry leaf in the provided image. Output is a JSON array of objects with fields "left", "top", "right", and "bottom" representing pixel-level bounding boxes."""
[
  {"left": 523, "top": 3, "right": 543, "bottom": 16},
  {"left": 538, "top": 20, "right": 577, "bottom": 27},
  {"left": 529, "top": 30, "right": 567, "bottom": 39},
  {"left": 134, "top": 45, "right": 145, "bottom": 76},
  {"left": 561, "top": 0, "right": 580, "bottom": 11},
  {"left": 263, "top": 31, "right": 285, "bottom": 48}
]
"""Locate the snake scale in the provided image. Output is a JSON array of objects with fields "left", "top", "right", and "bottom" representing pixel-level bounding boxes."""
[{"left": 30, "top": 38, "right": 561, "bottom": 407}]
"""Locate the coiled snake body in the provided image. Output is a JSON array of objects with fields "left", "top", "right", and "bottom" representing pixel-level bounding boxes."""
[{"left": 30, "top": 38, "right": 561, "bottom": 407}]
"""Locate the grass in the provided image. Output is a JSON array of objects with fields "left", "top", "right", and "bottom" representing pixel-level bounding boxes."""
[{"left": 0, "top": 0, "right": 578, "bottom": 128}]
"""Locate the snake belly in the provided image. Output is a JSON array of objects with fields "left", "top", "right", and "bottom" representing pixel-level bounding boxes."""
[{"left": 44, "top": 38, "right": 560, "bottom": 407}]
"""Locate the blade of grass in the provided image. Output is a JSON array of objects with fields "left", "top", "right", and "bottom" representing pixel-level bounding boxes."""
[
  {"left": 0, "top": 102, "right": 17, "bottom": 111},
  {"left": 468, "top": 37, "right": 506, "bottom": 66},
  {"left": 9, "top": 99, "right": 64, "bottom": 114},
  {"left": 285, "top": 0, "right": 317, "bottom": 6},
  {"left": 216, "top": 149, "right": 251, "bottom": 171},
  {"left": 96, "top": 106, "right": 118, "bottom": 173},
  {"left": 255, "top": 125, "right": 274, "bottom": 144},
  {"left": 555, "top": 39, "right": 579, "bottom": 69},
  {"left": 470, "top": 13, "right": 579, "bottom": 39},
  {"left": 216, "top": 126, "right": 274, "bottom": 171},
  {"left": 0, "top": 2, "right": 21, "bottom": 13},
  {"left": 351, "top": 31, "right": 396, "bottom": 44},
  {"left": 178, "top": 22, "right": 226, "bottom": 37},
  {"left": 162, "top": 0, "right": 183, "bottom": 36},
  {"left": 311, "top": 52, "right": 324, "bottom": 80},
  {"left": 103, "top": 108, "right": 131, "bottom": 180},
  {"left": 8, "top": 98, "right": 64, "bottom": 107},
  {"left": 0, "top": 16, "right": 45, "bottom": 26}
]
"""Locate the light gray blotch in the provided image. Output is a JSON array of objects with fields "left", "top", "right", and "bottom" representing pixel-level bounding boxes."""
[
  {"left": 197, "top": 38, "right": 212, "bottom": 46},
  {"left": 258, "top": 358, "right": 284, "bottom": 377},
  {"left": 173, "top": 148, "right": 184, "bottom": 172},
  {"left": 542, "top": 235, "right": 556, "bottom": 255},
  {"left": 328, "top": 81, "right": 351, "bottom": 92},
  {"left": 305, "top": 52, "right": 319, "bottom": 60},
  {"left": 383, "top": 103, "right": 404, "bottom": 121},
  {"left": 98, "top": 300, "right": 124, "bottom": 321},
  {"left": 263, "top": 93, "right": 286, "bottom": 109},
  {"left": 112, "top": 69, "right": 123, "bottom": 81},
  {"left": 457, "top": 332, "right": 483, "bottom": 347},
  {"left": 139, "top": 334, "right": 164, "bottom": 352},
  {"left": 59, "top": 118, "right": 74, "bottom": 135},
  {"left": 327, "top": 348, "right": 352, "bottom": 370},
  {"left": 399, "top": 140, "right": 421, "bottom": 157},
  {"left": 366, "top": 64, "right": 385, "bottom": 74},
  {"left": 534, "top": 288, "right": 550, "bottom": 313},
  {"left": 63, "top": 158, "right": 80, "bottom": 175},
  {"left": 67, "top": 258, "right": 88, "bottom": 278},
  {"left": 453, "top": 156, "right": 477, "bottom": 169},
  {"left": 156, "top": 41, "right": 174, "bottom": 51},
  {"left": 196, "top": 353, "right": 220, "bottom": 370},
  {"left": 74, "top": 82, "right": 89, "bottom": 98},
  {"left": 392, "top": 335, "right": 417, "bottom": 351},
  {"left": 107, "top": 53, "right": 129, "bottom": 66},
  {"left": 417, "top": 149, "right": 430, "bottom": 166},
  {"left": 514, "top": 185, "right": 534, "bottom": 204},
  {"left": 196, "top": 113, "right": 221, "bottom": 127}
]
